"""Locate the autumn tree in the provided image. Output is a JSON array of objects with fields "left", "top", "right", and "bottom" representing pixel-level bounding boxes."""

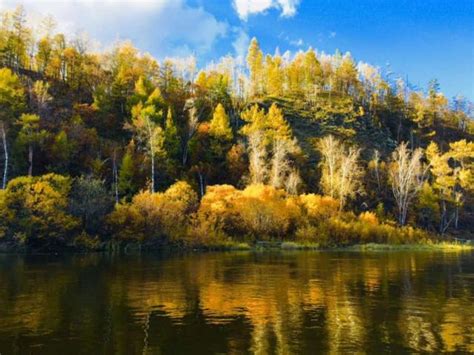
[
  {"left": 303, "top": 48, "right": 322, "bottom": 97},
  {"left": 448, "top": 140, "right": 474, "bottom": 228},
  {"left": 209, "top": 103, "right": 233, "bottom": 141},
  {"left": 241, "top": 103, "right": 291, "bottom": 144},
  {"left": 164, "top": 107, "right": 180, "bottom": 161},
  {"left": 208, "top": 103, "right": 232, "bottom": 158},
  {"left": 334, "top": 52, "right": 359, "bottom": 96},
  {"left": 0, "top": 174, "right": 79, "bottom": 245},
  {"left": 128, "top": 104, "right": 164, "bottom": 193},
  {"left": 16, "top": 113, "right": 47, "bottom": 176},
  {"left": 426, "top": 140, "right": 474, "bottom": 232},
  {"left": 0, "top": 68, "right": 24, "bottom": 188},
  {"left": 389, "top": 142, "right": 425, "bottom": 225},
  {"left": 316, "top": 135, "right": 363, "bottom": 210},
  {"left": 31, "top": 80, "right": 52, "bottom": 119},
  {"left": 247, "top": 130, "right": 267, "bottom": 184},
  {"left": 247, "top": 37, "right": 264, "bottom": 97},
  {"left": 270, "top": 138, "right": 299, "bottom": 192},
  {"left": 265, "top": 54, "right": 284, "bottom": 97}
]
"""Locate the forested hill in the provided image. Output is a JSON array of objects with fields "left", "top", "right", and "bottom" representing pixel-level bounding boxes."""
[{"left": 0, "top": 6, "right": 473, "bottom": 250}]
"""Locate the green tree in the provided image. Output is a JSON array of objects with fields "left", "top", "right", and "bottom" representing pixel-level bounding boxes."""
[
  {"left": 69, "top": 176, "right": 114, "bottom": 234},
  {"left": 118, "top": 145, "right": 138, "bottom": 200},
  {"left": 164, "top": 107, "right": 180, "bottom": 161}
]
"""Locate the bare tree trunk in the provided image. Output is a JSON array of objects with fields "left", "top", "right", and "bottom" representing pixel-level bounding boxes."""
[
  {"left": 454, "top": 206, "right": 459, "bottom": 230},
  {"left": 145, "top": 117, "right": 156, "bottom": 193},
  {"left": 1, "top": 123, "right": 8, "bottom": 189},
  {"left": 397, "top": 117, "right": 402, "bottom": 143},
  {"left": 182, "top": 145, "right": 188, "bottom": 166},
  {"left": 439, "top": 199, "right": 446, "bottom": 234},
  {"left": 198, "top": 172, "right": 204, "bottom": 197},
  {"left": 112, "top": 149, "right": 119, "bottom": 203},
  {"left": 401, "top": 203, "right": 407, "bottom": 226},
  {"left": 28, "top": 144, "right": 33, "bottom": 176},
  {"left": 151, "top": 150, "right": 155, "bottom": 193}
]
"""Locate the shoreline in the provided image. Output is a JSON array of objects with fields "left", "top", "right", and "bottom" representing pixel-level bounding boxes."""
[{"left": 0, "top": 240, "right": 472, "bottom": 255}]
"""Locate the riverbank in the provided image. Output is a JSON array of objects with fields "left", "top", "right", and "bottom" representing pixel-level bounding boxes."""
[
  {"left": 1, "top": 239, "right": 472, "bottom": 254},
  {"left": 280, "top": 241, "right": 474, "bottom": 252}
]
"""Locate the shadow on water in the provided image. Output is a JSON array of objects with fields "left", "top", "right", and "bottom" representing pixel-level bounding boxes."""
[{"left": 0, "top": 250, "right": 473, "bottom": 354}]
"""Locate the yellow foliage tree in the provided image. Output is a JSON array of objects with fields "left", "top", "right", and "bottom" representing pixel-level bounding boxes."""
[{"left": 209, "top": 103, "right": 233, "bottom": 141}]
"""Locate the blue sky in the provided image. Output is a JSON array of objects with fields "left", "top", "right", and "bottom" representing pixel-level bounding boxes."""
[{"left": 1, "top": 0, "right": 473, "bottom": 100}]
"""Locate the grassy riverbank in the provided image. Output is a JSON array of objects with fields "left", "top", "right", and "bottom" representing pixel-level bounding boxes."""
[
  {"left": 278, "top": 241, "right": 474, "bottom": 252},
  {"left": 8, "top": 240, "right": 474, "bottom": 254}
]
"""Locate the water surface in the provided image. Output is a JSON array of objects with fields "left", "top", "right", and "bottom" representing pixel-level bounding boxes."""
[{"left": 0, "top": 250, "right": 473, "bottom": 354}]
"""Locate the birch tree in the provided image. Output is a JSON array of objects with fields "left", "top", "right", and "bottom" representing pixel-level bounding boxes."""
[
  {"left": 270, "top": 138, "right": 299, "bottom": 190},
  {"left": 317, "top": 135, "right": 363, "bottom": 210},
  {"left": 31, "top": 80, "right": 51, "bottom": 118},
  {"left": 248, "top": 130, "right": 267, "bottom": 184},
  {"left": 389, "top": 142, "right": 425, "bottom": 225},
  {"left": 128, "top": 104, "right": 164, "bottom": 193},
  {"left": 0, "top": 68, "right": 24, "bottom": 188}
]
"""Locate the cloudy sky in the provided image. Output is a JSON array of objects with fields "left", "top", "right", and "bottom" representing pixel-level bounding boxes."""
[{"left": 0, "top": 0, "right": 473, "bottom": 99}]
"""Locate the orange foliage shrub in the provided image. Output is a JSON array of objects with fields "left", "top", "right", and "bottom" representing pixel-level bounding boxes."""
[
  {"left": 299, "top": 194, "right": 339, "bottom": 221},
  {"left": 192, "top": 184, "right": 301, "bottom": 242},
  {"left": 358, "top": 211, "right": 379, "bottom": 225},
  {"left": 107, "top": 181, "right": 198, "bottom": 242}
]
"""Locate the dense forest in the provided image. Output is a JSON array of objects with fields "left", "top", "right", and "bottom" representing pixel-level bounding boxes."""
[{"left": 0, "top": 6, "right": 473, "bottom": 251}]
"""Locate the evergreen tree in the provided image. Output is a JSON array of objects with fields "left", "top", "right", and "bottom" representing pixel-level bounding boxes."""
[
  {"left": 118, "top": 146, "right": 137, "bottom": 200},
  {"left": 247, "top": 37, "right": 264, "bottom": 97},
  {"left": 209, "top": 103, "right": 232, "bottom": 141}
]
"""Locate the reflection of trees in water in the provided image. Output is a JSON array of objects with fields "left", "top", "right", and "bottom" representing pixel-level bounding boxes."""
[{"left": 0, "top": 252, "right": 472, "bottom": 353}]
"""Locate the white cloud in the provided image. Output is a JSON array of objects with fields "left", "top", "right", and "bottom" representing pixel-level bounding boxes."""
[
  {"left": 232, "top": 27, "right": 250, "bottom": 62},
  {"left": 0, "top": 0, "right": 228, "bottom": 57},
  {"left": 290, "top": 38, "right": 304, "bottom": 47},
  {"left": 233, "top": 0, "right": 301, "bottom": 20}
]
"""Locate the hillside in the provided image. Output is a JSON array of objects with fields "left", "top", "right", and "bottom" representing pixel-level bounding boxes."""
[{"left": 0, "top": 6, "right": 473, "bottom": 250}]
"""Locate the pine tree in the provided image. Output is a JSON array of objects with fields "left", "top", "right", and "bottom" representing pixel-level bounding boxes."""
[
  {"left": 240, "top": 104, "right": 267, "bottom": 137},
  {"left": 265, "top": 54, "right": 283, "bottom": 97},
  {"left": 247, "top": 37, "right": 264, "bottom": 97},
  {"left": 209, "top": 104, "right": 233, "bottom": 141},
  {"left": 118, "top": 146, "right": 137, "bottom": 200},
  {"left": 266, "top": 103, "right": 292, "bottom": 142},
  {"left": 164, "top": 107, "right": 180, "bottom": 161}
]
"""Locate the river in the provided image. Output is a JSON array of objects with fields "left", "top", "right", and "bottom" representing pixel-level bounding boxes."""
[{"left": 0, "top": 250, "right": 473, "bottom": 354}]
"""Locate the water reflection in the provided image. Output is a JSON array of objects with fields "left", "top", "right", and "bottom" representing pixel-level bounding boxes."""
[{"left": 0, "top": 251, "right": 473, "bottom": 354}]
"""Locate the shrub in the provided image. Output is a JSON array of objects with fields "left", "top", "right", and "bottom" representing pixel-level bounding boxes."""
[
  {"left": 299, "top": 194, "right": 339, "bottom": 221},
  {"left": 237, "top": 184, "right": 298, "bottom": 239},
  {"left": 107, "top": 181, "right": 198, "bottom": 242},
  {"left": 0, "top": 174, "right": 79, "bottom": 246},
  {"left": 358, "top": 211, "right": 379, "bottom": 225},
  {"left": 295, "top": 224, "right": 329, "bottom": 246},
  {"left": 193, "top": 184, "right": 301, "bottom": 242}
]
